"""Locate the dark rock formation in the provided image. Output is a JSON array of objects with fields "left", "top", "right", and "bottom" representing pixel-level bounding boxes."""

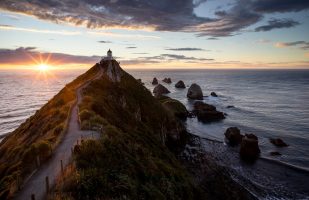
[
  {"left": 192, "top": 101, "right": 225, "bottom": 122},
  {"left": 162, "top": 77, "right": 172, "bottom": 84},
  {"left": 152, "top": 77, "right": 158, "bottom": 85},
  {"left": 153, "top": 84, "right": 170, "bottom": 96},
  {"left": 210, "top": 92, "right": 218, "bottom": 97},
  {"left": 175, "top": 80, "right": 186, "bottom": 88},
  {"left": 226, "top": 105, "right": 235, "bottom": 108},
  {"left": 270, "top": 151, "right": 281, "bottom": 156},
  {"left": 159, "top": 96, "right": 188, "bottom": 119},
  {"left": 187, "top": 83, "right": 203, "bottom": 100},
  {"left": 187, "top": 112, "right": 195, "bottom": 118},
  {"left": 240, "top": 134, "right": 260, "bottom": 161},
  {"left": 270, "top": 138, "right": 289, "bottom": 147},
  {"left": 137, "top": 79, "right": 144, "bottom": 85},
  {"left": 224, "top": 127, "right": 243, "bottom": 146}
]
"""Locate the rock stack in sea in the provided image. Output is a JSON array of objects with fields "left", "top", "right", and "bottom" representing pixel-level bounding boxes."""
[
  {"left": 152, "top": 77, "right": 158, "bottom": 85},
  {"left": 175, "top": 80, "right": 186, "bottom": 88},
  {"left": 153, "top": 84, "right": 170, "bottom": 96},
  {"left": 187, "top": 83, "right": 203, "bottom": 100},
  {"left": 162, "top": 77, "right": 172, "bottom": 84}
]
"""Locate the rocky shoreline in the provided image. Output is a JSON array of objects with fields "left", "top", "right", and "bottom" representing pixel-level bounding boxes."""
[
  {"left": 149, "top": 77, "right": 309, "bottom": 199},
  {"left": 175, "top": 131, "right": 258, "bottom": 200}
]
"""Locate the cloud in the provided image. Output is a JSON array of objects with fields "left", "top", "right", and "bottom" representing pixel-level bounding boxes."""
[
  {"left": 98, "top": 40, "right": 112, "bottom": 43},
  {"left": 165, "top": 48, "right": 205, "bottom": 51},
  {"left": 0, "top": 24, "right": 81, "bottom": 35},
  {"left": 305, "top": 52, "right": 309, "bottom": 58},
  {"left": 0, "top": 12, "right": 20, "bottom": 20},
  {"left": 126, "top": 46, "right": 137, "bottom": 49},
  {"left": 0, "top": 47, "right": 100, "bottom": 65},
  {"left": 256, "top": 39, "right": 271, "bottom": 43},
  {"left": 251, "top": 0, "right": 309, "bottom": 13},
  {"left": 132, "top": 53, "right": 149, "bottom": 55},
  {"left": 275, "top": 41, "right": 309, "bottom": 50},
  {"left": 207, "top": 37, "right": 219, "bottom": 40},
  {"left": 0, "top": 0, "right": 307, "bottom": 37},
  {"left": 160, "top": 54, "right": 214, "bottom": 61},
  {"left": 87, "top": 31, "right": 160, "bottom": 39},
  {"left": 255, "top": 19, "right": 299, "bottom": 32}
]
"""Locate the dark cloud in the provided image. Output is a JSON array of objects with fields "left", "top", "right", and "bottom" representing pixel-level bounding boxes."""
[
  {"left": 0, "top": 24, "right": 12, "bottom": 27},
  {"left": 120, "top": 52, "right": 214, "bottom": 65},
  {"left": 0, "top": 47, "right": 100, "bottom": 65},
  {"left": 251, "top": 0, "right": 309, "bottom": 13},
  {"left": 255, "top": 19, "right": 300, "bottom": 32},
  {"left": 215, "top": 10, "right": 227, "bottom": 17},
  {"left": 160, "top": 54, "right": 214, "bottom": 61},
  {"left": 276, "top": 41, "right": 309, "bottom": 50},
  {"left": 98, "top": 40, "right": 112, "bottom": 43},
  {"left": 0, "top": 0, "right": 306, "bottom": 37},
  {"left": 126, "top": 46, "right": 137, "bottom": 49},
  {"left": 207, "top": 37, "right": 219, "bottom": 40},
  {"left": 165, "top": 48, "right": 205, "bottom": 51}
]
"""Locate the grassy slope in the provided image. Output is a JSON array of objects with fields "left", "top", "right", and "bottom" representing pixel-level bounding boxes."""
[
  {"left": 0, "top": 64, "right": 100, "bottom": 199},
  {"left": 54, "top": 61, "right": 200, "bottom": 199}
]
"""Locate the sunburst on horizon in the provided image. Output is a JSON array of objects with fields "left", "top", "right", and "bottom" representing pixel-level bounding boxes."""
[{"left": 37, "top": 63, "right": 50, "bottom": 71}]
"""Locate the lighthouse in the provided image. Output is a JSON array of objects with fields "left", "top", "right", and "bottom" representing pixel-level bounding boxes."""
[{"left": 107, "top": 49, "right": 112, "bottom": 60}]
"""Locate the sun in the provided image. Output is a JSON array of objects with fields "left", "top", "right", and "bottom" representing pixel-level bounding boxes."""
[{"left": 37, "top": 64, "right": 49, "bottom": 71}]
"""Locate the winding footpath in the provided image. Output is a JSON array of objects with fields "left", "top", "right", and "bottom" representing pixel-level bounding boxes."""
[{"left": 14, "top": 66, "right": 103, "bottom": 200}]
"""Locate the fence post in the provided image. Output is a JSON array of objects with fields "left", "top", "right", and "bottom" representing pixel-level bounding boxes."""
[
  {"left": 36, "top": 156, "right": 40, "bottom": 168},
  {"left": 61, "top": 160, "right": 64, "bottom": 175},
  {"left": 17, "top": 174, "right": 21, "bottom": 191},
  {"left": 31, "top": 194, "right": 35, "bottom": 200},
  {"left": 45, "top": 176, "right": 49, "bottom": 194}
]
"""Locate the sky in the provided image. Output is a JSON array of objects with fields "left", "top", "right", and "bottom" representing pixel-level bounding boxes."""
[{"left": 0, "top": 0, "right": 309, "bottom": 70}]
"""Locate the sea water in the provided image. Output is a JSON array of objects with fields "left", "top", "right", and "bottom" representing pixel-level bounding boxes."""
[{"left": 1, "top": 68, "right": 309, "bottom": 198}]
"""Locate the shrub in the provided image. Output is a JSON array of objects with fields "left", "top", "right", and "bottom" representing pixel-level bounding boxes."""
[
  {"left": 54, "top": 98, "right": 65, "bottom": 107},
  {"left": 54, "top": 124, "right": 64, "bottom": 136},
  {"left": 79, "top": 110, "right": 95, "bottom": 121},
  {"left": 89, "top": 115, "right": 108, "bottom": 127}
]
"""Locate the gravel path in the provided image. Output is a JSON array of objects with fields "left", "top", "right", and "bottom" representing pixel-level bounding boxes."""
[{"left": 14, "top": 66, "right": 103, "bottom": 200}]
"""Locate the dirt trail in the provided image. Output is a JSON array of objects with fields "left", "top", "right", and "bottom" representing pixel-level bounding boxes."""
[{"left": 14, "top": 66, "right": 103, "bottom": 200}]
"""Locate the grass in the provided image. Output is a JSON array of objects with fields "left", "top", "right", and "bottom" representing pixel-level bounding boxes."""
[
  {"left": 0, "top": 64, "right": 100, "bottom": 199},
  {"left": 54, "top": 61, "right": 201, "bottom": 199}
]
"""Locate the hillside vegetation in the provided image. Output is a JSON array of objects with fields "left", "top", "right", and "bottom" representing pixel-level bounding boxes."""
[
  {"left": 0, "top": 65, "right": 100, "bottom": 199},
  {"left": 53, "top": 61, "right": 201, "bottom": 199}
]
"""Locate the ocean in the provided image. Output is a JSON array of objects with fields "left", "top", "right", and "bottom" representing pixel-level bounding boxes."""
[
  {"left": 129, "top": 69, "right": 309, "bottom": 169},
  {"left": 1, "top": 68, "right": 309, "bottom": 198}
]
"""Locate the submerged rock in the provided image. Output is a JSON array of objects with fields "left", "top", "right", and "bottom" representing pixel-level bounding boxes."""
[
  {"left": 224, "top": 127, "right": 243, "bottom": 146},
  {"left": 153, "top": 84, "right": 170, "bottom": 96},
  {"left": 175, "top": 80, "right": 186, "bottom": 88},
  {"left": 187, "top": 83, "right": 203, "bottom": 100},
  {"left": 162, "top": 77, "right": 172, "bottom": 84},
  {"left": 240, "top": 134, "right": 260, "bottom": 161},
  {"left": 270, "top": 138, "right": 289, "bottom": 147},
  {"left": 210, "top": 92, "right": 218, "bottom": 97},
  {"left": 152, "top": 77, "right": 158, "bottom": 85},
  {"left": 226, "top": 105, "right": 235, "bottom": 108},
  {"left": 192, "top": 101, "right": 225, "bottom": 122}
]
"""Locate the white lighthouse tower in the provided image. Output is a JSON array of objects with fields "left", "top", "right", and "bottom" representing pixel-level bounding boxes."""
[{"left": 107, "top": 49, "right": 112, "bottom": 60}]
